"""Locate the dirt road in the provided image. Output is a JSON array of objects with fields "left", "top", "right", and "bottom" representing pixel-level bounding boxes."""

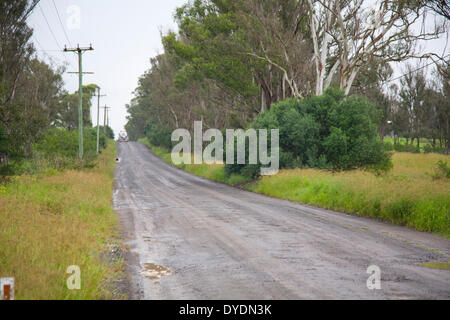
[{"left": 113, "top": 142, "right": 450, "bottom": 300}]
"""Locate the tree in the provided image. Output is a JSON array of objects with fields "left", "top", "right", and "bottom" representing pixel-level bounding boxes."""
[
  {"left": 420, "top": 0, "right": 450, "bottom": 20},
  {"left": 351, "top": 57, "right": 394, "bottom": 140},
  {"left": 11, "top": 58, "right": 64, "bottom": 156},
  {"left": 399, "top": 64, "right": 432, "bottom": 148},
  {"left": 55, "top": 84, "right": 97, "bottom": 131},
  {"left": 0, "top": 0, "right": 38, "bottom": 146},
  {"left": 307, "top": 0, "right": 447, "bottom": 95}
]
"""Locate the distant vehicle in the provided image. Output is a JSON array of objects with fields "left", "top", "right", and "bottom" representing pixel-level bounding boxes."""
[{"left": 118, "top": 131, "right": 129, "bottom": 142}]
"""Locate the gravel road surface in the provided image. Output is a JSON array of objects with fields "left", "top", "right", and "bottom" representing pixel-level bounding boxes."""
[{"left": 113, "top": 142, "right": 450, "bottom": 300}]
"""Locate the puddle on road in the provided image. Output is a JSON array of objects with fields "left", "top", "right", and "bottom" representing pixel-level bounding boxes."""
[{"left": 140, "top": 263, "right": 173, "bottom": 280}]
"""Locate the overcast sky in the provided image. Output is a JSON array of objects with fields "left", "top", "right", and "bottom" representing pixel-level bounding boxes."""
[
  {"left": 28, "top": 0, "right": 186, "bottom": 136},
  {"left": 28, "top": 1, "right": 449, "bottom": 136}
]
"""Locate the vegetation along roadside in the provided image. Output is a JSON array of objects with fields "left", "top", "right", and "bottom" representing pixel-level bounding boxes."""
[{"left": 0, "top": 142, "right": 125, "bottom": 300}]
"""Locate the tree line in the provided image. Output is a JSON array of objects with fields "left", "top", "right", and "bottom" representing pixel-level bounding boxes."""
[
  {"left": 0, "top": 0, "right": 113, "bottom": 169},
  {"left": 125, "top": 0, "right": 449, "bottom": 155}
]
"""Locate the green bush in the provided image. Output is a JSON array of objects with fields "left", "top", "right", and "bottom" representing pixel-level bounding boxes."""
[
  {"left": 34, "top": 128, "right": 106, "bottom": 159},
  {"left": 225, "top": 88, "right": 392, "bottom": 178}
]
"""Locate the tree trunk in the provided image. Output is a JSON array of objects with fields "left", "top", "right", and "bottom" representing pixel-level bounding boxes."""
[{"left": 379, "top": 124, "right": 386, "bottom": 141}]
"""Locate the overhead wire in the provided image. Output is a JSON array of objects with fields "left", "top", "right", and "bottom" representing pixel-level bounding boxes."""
[
  {"left": 38, "top": 2, "right": 62, "bottom": 50},
  {"left": 51, "top": 0, "right": 72, "bottom": 47}
]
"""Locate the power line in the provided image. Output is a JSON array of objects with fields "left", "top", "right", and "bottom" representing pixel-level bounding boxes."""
[
  {"left": 386, "top": 54, "right": 450, "bottom": 85},
  {"left": 32, "top": 34, "right": 71, "bottom": 69},
  {"left": 51, "top": 0, "right": 72, "bottom": 47},
  {"left": 38, "top": 3, "right": 62, "bottom": 50},
  {"left": 361, "top": 54, "right": 450, "bottom": 91}
]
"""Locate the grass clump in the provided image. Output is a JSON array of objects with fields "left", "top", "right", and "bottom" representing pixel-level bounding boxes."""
[{"left": 430, "top": 160, "right": 450, "bottom": 180}]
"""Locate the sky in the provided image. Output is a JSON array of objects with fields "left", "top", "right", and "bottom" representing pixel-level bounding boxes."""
[
  {"left": 28, "top": 1, "right": 449, "bottom": 137},
  {"left": 28, "top": 0, "right": 186, "bottom": 137}
]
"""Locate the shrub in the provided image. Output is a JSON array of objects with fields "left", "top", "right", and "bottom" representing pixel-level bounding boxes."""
[
  {"left": 34, "top": 127, "right": 105, "bottom": 159},
  {"left": 431, "top": 160, "right": 450, "bottom": 180},
  {"left": 225, "top": 88, "right": 392, "bottom": 179}
]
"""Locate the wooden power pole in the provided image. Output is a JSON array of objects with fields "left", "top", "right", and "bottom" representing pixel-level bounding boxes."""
[
  {"left": 64, "top": 44, "right": 94, "bottom": 159},
  {"left": 102, "top": 105, "right": 111, "bottom": 136},
  {"left": 94, "top": 87, "right": 106, "bottom": 154}
]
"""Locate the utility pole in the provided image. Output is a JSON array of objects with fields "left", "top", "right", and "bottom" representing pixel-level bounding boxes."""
[
  {"left": 94, "top": 88, "right": 106, "bottom": 154},
  {"left": 107, "top": 107, "right": 111, "bottom": 127},
  {"left": 64, "top": 44, "right": 94, "bottom": 159},
  {"left": 102, "top": 105, "right": 111, "bottom": 136}
]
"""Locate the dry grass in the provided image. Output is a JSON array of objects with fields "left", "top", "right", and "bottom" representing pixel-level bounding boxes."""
[{"left": 0, "top": 142, "right": 121, "bottom": 299}]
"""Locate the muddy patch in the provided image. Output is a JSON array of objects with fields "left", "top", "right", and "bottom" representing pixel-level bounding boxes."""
[{"left": 140, "top": 263, "right": 173, "bottom": 280}]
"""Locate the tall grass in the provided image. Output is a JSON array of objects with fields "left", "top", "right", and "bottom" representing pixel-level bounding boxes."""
[
  {"left": 0, "top": 142, "right": 122, "bottom": 299},
  {"left": 140, "top": 138, "right": 449, "bottom": 237}
]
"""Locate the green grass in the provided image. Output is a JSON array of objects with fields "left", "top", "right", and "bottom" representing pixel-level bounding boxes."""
[
  {"left": 418, "top": 262, "right": 450, "bottom": 270},
  {"left": 0, "top": 142, "right": 123, "bottom": 299},
  {"left": 139, "top": 138, "right": 449, "bottom": 237}
]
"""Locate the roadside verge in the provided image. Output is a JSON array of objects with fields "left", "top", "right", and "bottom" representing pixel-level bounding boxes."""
[{"left": 0, "top": 142, "right": 125, "bottom": 299}]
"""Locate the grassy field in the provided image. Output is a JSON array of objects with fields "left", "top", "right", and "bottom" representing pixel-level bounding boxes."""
[
  {"left": 0, "top": 142, "right": 123, "bottom": 299},
  {"left": 140, "top": 139, "right": 449, "bottom": 237}
]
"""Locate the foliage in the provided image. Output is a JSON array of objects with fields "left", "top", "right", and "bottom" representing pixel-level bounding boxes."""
[
  {"left": 145, "top": 119, "right": 174, "bottom": 150},
  {"left": 34, "top": 127, "right": 105, "bottom": 157},
  {"left": 103, "top": 126, "right": 115, "bottom": 140},
  {"left": 225, "top": 89, "right": 392, "bottom": 178},
  {"left": 0, "top": 128, "right": 109, "bottom": 175},
  {"left": 55, "top": 84, "right": 98, "bottom": 131}
]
